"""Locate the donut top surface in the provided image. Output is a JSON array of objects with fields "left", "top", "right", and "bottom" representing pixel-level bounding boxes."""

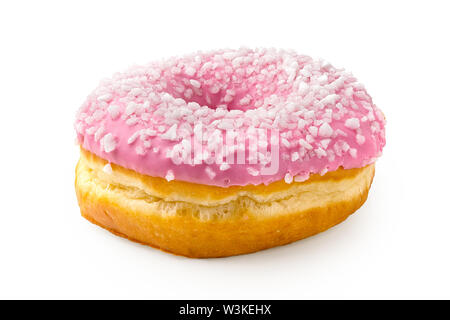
[{"left": 75, "top": 48, "right": 385, "bottom": 187}]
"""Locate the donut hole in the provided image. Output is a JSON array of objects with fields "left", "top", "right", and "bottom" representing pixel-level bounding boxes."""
[{"left": 165, "top": 75, "right": 262, "bottom": 111}]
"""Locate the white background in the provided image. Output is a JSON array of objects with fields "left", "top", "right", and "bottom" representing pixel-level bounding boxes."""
[{"left": 1, "top": 0, "right": 449, "bottom": 299}]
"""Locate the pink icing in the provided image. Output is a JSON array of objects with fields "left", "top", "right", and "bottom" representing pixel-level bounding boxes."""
[{"left": 75, "top": 48, "right": 386, "bottom": 187}]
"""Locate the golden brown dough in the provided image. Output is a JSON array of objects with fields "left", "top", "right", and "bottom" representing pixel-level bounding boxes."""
[{"left": 75, "top": 149, "right": 374, "bottom": 258}]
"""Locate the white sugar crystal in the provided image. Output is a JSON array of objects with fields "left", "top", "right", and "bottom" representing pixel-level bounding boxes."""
[
  {"left": 143, "top": 140, "right": 151, "bottom": 148},
  {"left": 207, "top": 129, "right": 222, "bottom": 151},
  {"left": 320, "top": 139, "right": 331, "bottom": 149},
  {"left": 75, "top": 122, "right": 84, "bottom": 134},
  {"left": 285, "top": 103, "right": 296, "bottom": 112},
  {"left": 218, "top": 119, "right": 234, "bottom": 130},
  {"left": 129, "top": 87, "right": 144, "bottom": 97},
  {"left": 184, "top": 88, "right": 193, "bottom": 99},
  {"left": 342, "top": 142, "right": 350, "bottom": 152},
  {"left": 349, "top": 148, "right": 357, "bottom": 158},
  {"left": 345, "top": 118, "right": 360, "bottom": 129},
  {"left": 321, "top": 60, "right": 333, "bottom": 70},
  {"left": 297, "top": 118, "right": 308, "bottom": 129},
  {"left": 299, "top": 139, "right": 313, "bottom": 150},
  {"left": 247, "top": 167, "right": 259, "bottom": 176},
  {"left": 141, "top": 128, "right": 157, "bottom": 137},
  {"left": 317, "top": 74, "right": 328, "bottom": 84},
  {"left": 320, "top": 94, "right": 339, "bottom": 106},
  {"left": 356, "top": 134, "right": 366, "bottom": 145},
  {"left": 298, "top": 82, "right": 309, "bottom": 95},
  {"left": 94, "top": 126, "right": 105, "bottom": 142},
  {"left": 126, "top": 117, "right": 138, "bottom": 126},
  {"left": 102, "top": 163, "right": 113, "bottom": 174},
  {"left": 108, "top": 105, "right": 120, "bottom": 120},
  {"left": 223, "top": 94, "right": 234, "bottom": 103},
  {"left": 284, "top": 173, "right": 293, "bottom": 184},
  {"left": 194, "top": 108, "right": 208, "bottom": 117},
  {"left": 294, "top": 174, "right": 309, "bottom": 182},
  {"left": 161, "top": 92, "right": 173, "bottom": 103},
  {"left": 92, "top": 110, "right": 104, "bottom": 121},
  {"left": 161, "top": 124, "right": 178, "bottom": 141},
  {"left": 97, "top": 93, "right": 112, "bottom": 102},
  {"left": 370, "top": 122, "right": 380, "bottom": 133},
  {"left": 185, "top": 66, "right": 196, "bottom": 76},
  {"left": 127, "top": 131, "right": 140, "bottom": 144},
  {"left": 86, "top": 126, "right": 96, "bottom": 135},
  {"left": 301, "top": 110, "right": 313, "bottom": 120},
  {"left": 318, "top": 122, "right": 333, "bottom": 137},
  {"left": 300, "top": 68, "right": 312, "bottom": 77},
  {"left": 101, "top": 133, "right": 116, "bottom": 153},
  {"left": 165, "top": 170, "right": 175, "bottom": 181},
  {"left": 308, "top": 126, "right": 318, "bottom": 137},
  {"left": 173, "top": 98, "right": 186, "bottom": 106},
  {"left": 205, "top": 167, "right": 216, "bottom": 179},
  {"left": 281, "top": 138, "right": 291, "bottom": 148},
  {"left": 291, "top": 152, "right": 300, "bottom": 161},
  {"left": 209, "top": 85, "right": 220, "bottom": 94},
  {"left": 125, "top": 102, "right": 137, "bottom": 115},
  {"left": 189, "top": 79, "right": 201, "bottom": 88},
  {"left": 214, "top": 108, "right": 227, "bottom": 117},
  {"left": 239, "top": 95, "right": 251, "bottom": 105},
  {"left": 171, "top": 66, "right": 181, "bottom": 74},
  {"left": 220, "top": 163, "right": 230, "bottom": 171},
  {"left": 315, "top": 147, "right": 327, "bottom": 158}
]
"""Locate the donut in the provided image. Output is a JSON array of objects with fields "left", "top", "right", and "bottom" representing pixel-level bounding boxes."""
[{"left": 74, "top": 48, "right": 386, "bottom": 258}]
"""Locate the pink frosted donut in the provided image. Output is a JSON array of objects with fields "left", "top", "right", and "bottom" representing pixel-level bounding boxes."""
[{"left": 75, "top": 48, "right": 386, "bottom": 258}]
